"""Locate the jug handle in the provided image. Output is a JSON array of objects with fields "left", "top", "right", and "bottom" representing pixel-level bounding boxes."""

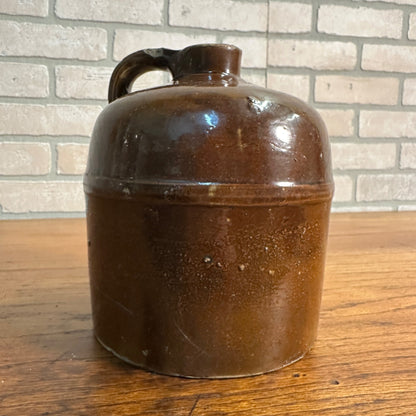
[{"left": 108, "top": 48, "right": 177, "bottom": 103}]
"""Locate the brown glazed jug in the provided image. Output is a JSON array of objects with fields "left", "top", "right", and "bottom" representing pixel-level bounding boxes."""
[{"left": 84, "top": 44, "right": 334, "bottom": 378}]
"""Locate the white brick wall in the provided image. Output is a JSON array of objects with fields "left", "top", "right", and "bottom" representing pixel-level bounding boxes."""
[
  {"left": 360, "top": 111, "right": 416, "bottom": 138},
  {"left": 0, "top": 142, "right": 50, "bottom": 175},
  {"left": 0, "top": 62, "right": 49, "bottom": 98},
  {"left": 318, "top": 109, "right": 355, "bottom": 138},
  {"left": 55, "top": 0, "right": 164, "bottom": 25},
  {"left": 1, "top": 0, "right": 416, "bottom": 217},
  {"left": 168, "top": 0, "right": 268, "bottom": 32},
  {"left": 315, "top": 76, "right": 399, "bottom": 105},
  {"left": 357, "top": 175, "right": 416, "bottom": 201},
  {"left": 267, "top": 73, "right": 310, "bottom": 102},
  {"left": 0, "top": 104, "right": 101, "bottom": 136},
  {"left": 269, "top": 2, "right": 312, "bottom": 34},
  {"left": 362, "top": 45, "right": 416, "bottom": 73},
  {"left": 400, "top": 143, "right": 416, "bottom": 168},
  {"left": 317, "top": 5, "right": 403, "bottom": 39},
  {"left": 268, "top": 40, "right": 357, "bottom": 70},
  {"left": 332, "top": 143, "right": 396, "bottom": 170},
  {"left": 113, "top": 30, "right": 216, "bottom": 61},
  {"left": 0, "top": 21, "right": 107, "bottom": 60},
  {"left": 0, "top": 0, "right": 48, "bottom": 17},
  {"left": 57, "top": 143, "right": 89, "bottom": 175},
  {"left": 0, "top": 181, "right": 84, "bottom": 213}
]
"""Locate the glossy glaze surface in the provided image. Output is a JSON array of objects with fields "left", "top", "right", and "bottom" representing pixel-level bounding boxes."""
[{"left": 84, "top": 44, "right": 334, "bottom": 378}]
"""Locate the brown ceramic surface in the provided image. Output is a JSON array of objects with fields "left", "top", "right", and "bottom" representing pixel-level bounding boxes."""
[{"left": 84, "top": 44, "right": 333, "bottom": 378}]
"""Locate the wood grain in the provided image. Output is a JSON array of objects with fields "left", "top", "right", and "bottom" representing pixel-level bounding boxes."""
[{"left": 0, "top": 212, "right": 415, "bottom": 415}]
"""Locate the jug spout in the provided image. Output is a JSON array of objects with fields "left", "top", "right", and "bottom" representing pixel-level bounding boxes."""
[{"left": 170, "top": 43, "right": 242, "bottom": 79}]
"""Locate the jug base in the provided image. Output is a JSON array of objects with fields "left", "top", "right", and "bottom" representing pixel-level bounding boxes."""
[{"left": 95, "top": 334, "right": 312, "bottom": 379}]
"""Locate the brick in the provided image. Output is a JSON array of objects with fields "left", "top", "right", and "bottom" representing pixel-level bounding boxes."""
[
  {"left": 240, "top": 70, "right": 266, "bottom": 88},
  {"left": 398, "top": 205, "right": 416, "bottom": 211},
  {"left": 318, "top": 5, "right": 402, "bottom": 39},
  {"left": 133, "top": 72, "right": 169, "bottom": 91},
  {"left": 0, "top": 142, "right": 50, "bottom": 175},
  {"left": 267, "top": 73, "right": 309, "bottom": 102},
  {"left": 268, "top": 40, "right": 356, "bottom": 70},
  {"left": 269, "top": 1, "right": 312, "bottom": 33},
  {"left": 0, "top": 20, "right": 106, "bottom": 61},
  {"left": 0, "top": 104, "right": 101, "bottom": 136},
  {"left": 0, "top": 0, "right": 48, "bottom": 17},
  {"left": 333, "top": 175, "right": 353, "bottom": 202},
  {"left": 318, "top": 109, "right": 354, "bottom": 137},
  {"left": 315, "top": 75, "right": 399, "bottom": 105},
  {"left": 409, "top": 13, "right": 416, "bottom": 40},
  {"left": 56, "top": 66, "right": 112, "bottom": 100},
  {"left": 400, "top": 143, "right": 416, "bottom": 168},
  {"left": 113, "top": 29, "right": 216, "bottom": 61},
  {"left": 222, "top": 36, "right": 267, "bottom": 68},
  {"left": 332, "top": 143, "right": 396, "bottom": 170},
  {"left": 403, "top": 79, "right": 416, "bottom": 105},
  {"left": 359, "top": 0, "right": 416, "bottom": 5},
  {"left": 57, "top": 143, "right": 89, "bottom": 175},
  {"left": 360, "top": 111, "right": 416, "bottom": 138},
  {"left": 362, "top": 45, "right": 416, "bottom": 73},
  {"left": 169, "top": 0, "right": 268, "bottom": 32},
  {"left": 0, "top": 62, "right": 49, "bottom": 98},
  {"left": 55, "top": 0, "right": 163, "bottom": 25},
  {"left": 331, "top": 206, "right": 394, "bottom": 213},
  {"left": 0, "top": 181, "right": 84, "bottom": 213},
  {"left": 357, "top": 174, "right": 416, "bottom": 201},
  {"left": 55, "top": 65, "right": 167, "bottom": 100}
]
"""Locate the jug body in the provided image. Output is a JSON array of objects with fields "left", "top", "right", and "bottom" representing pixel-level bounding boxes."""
[{"left": 84, "top": 44, "right": 333, "bottom": 378}]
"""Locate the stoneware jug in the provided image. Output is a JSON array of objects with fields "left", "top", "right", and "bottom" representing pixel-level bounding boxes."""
[{"left": 84, "top": 43, "right": 334, "bottom": 378}]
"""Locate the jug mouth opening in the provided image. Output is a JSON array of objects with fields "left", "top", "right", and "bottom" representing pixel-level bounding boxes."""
[{"left": 170, "top": 43, "right": 242, "bottom": 79}]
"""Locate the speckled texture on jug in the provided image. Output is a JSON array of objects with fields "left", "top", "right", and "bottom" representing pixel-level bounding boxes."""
[{"left": 84, "top": 44, "right": 334, "bottom": 378}]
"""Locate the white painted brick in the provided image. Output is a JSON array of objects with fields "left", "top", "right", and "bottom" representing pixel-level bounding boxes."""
[
  {"left": 0, "top": 142, "right": 50, "bottom": 175},
  {"left": 318, "top": 109, "right": 354, "bottom": 137},
  {"left": 315, "top": 76, "right": 399, "bottom": 105},
  {"left": 55, "top": 0, "right": 163, "bottom": 25},
  {"left": 318, "top": 5, "right": 402, "bottom": 39},
  {"left": 268, "top": 40, "right": 356, "bottom": 70},
  {"left": 362, "top": 45, "right": 416, "bottom": 73},
  {"left": 403, "top": 79, "right": 416, "bottom": 105},
  {"left": 0, "top": 0, "right": 48, "bottom": 17},
  {"left": 357, "top": 174, "right": 416, "bottom": 201},
  {"left": 57, "top": 143, "right": 89, "bottom": 175},
  {"left": 360, "top": 111, "right": 416, "bottom": 138},
  {"left": 169, "top": 0, "right": 268, "bottom": 32},
  {"left": 400, "top": 143, "right": 416, "bottom": 168},
  {"left": 240, "top": 70, "right": 266, "bottom": 88},
  {"left": 55, "top": 65, "right": 172, "bottom": 99},
  {"left": 358, "top": 0, "right": 416, "bottom": 5},
  {"left": 333, "top": 175, "right": 353, "bottom": 202},
  {"left": 269, "top": 2, "right": 312, "bottom": 34},
  {"left": 0, "top": 62, "right": 49, "bottom": 98},
  {"left": 56, "top": 66, "right": 112, "bottom": 100},
  {"left": 332, "top": 206, "right": 394, "bottom": 213},
  {"left": 222, "top": 36, "right": 267, "bottom": 68},
  {"left": 0, "top": 181, "right": 84, "bottom": 213},
  {"left": 0, "top": 104, "right": 101, "bottom": 136},
  {"left": 0, "top": 20, "right": 107, "bottom": 61},
  {"left": 132, "top": 72, "right": 169, "bottom": 92},
  {"left": 332, "top": 143, "right": 396, "bottom": 170},
  {"left": 113, "top": 30, "right": 216, "bottom": 61},
  {"left": 267, "top": 73, "right": 309, "bottom": 102},
  {"left": 409, "top": 13, "right": 416, "bottom": 40},
  {"left": 398, "top": 205, "right": 416, "bottom": 211}
]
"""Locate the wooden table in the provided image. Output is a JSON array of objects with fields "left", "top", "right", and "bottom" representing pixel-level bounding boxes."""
[{"left": 1, "top": 212, "right": 415, "bottom": 415}]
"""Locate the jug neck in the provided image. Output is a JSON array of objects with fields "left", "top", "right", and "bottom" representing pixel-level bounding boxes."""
[{"left": 170, "top": 44, "right": 242, "bottom": 80}]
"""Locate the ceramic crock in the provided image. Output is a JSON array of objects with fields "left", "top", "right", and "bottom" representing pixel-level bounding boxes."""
[{"left": 84, "top": 44, "right": 334, "bottom": 378}]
